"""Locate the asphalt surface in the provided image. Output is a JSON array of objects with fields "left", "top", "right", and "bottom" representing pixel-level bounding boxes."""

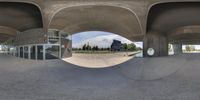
[{"left": 0, "top": 53, "right": 200, "bottom": 100}]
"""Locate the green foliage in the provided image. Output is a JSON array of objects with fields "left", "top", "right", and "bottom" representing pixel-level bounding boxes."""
[
  {"left": 127, "top": 43, "right": 136, "bottom": 51},
  {"left": 82, "top": 44, "right": 86, "bottom": 50},
  {"left": 122, "top": 43, "right": 128, "bottom": 50},
  {"left": 185, "top": 45, "right": 195, "bottom": 51},
  {"left": 75, "top": 42, "right": 139, "bottom": 52},
  {"left": 122, "top": 43, "right": 137, "bottom": 51}
]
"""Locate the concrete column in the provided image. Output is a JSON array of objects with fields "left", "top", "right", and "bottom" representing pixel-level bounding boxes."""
[
  {"left": 23, "top": 46, "right": 25, "bottom": 58},
  {"left": 143, "top": 31, "right": 168, "bottom": 57},
  {"left": 35, "top": 45, "right": 37, "bottom": 60},
  {"left": 18, "top": 47, "right": 20, "bottom": 57},
  {"left": 173, "top": 43, "right": 182, "bottom": 55},
  {"left": 43, "top": 45, "right": 46, "bottom": 60},
  {"left": 59, "top": 32, "right": 62, "bottom": 59},
  {"left": 28, "top": 46, "right": 31, "bottom": 59}
]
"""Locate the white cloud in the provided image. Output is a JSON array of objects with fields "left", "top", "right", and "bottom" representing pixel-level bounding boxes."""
[{"left": 73, "top": 34, "right": 143, "bottom": 48}]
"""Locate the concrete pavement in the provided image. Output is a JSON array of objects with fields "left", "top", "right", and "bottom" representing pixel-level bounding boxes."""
[
  {"left": 63, "top": 52, "right": 135, "bottom": 68},
  {"left": 0, "top": 54, "right": 200, "bottom": 100}
]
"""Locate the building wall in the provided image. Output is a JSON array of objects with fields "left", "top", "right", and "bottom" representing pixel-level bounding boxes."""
[{"left": 15, "top": 28, "right": 46, "bottom": 46}]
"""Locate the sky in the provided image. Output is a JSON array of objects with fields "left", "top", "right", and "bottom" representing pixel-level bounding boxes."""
[
  {"left": 72, "top": 31, "right": 200, "bottom": 50},
  {"left": 72, "top": 31, "right": 143, "bottom": 48}
]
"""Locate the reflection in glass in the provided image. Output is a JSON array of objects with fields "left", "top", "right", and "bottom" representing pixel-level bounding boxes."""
[
  {"left": 20, "top": 47, "right": 23, "bottom": 58},
  {"left": 30, "top": 46, "right": 36, "bottom": 59},
  {"left": 61, "top": 34, "right": 72, "bottom": 58},
  {"left": 48, "top": 30, "right": 60, "bottom": 44},
  {"left": 37, "top": 45, "right": 43, "bottom": 60},
  {"left": 45, "top": 45, "right": 59, "bottom": 59},
  {"left": 24, "top": 46, "right": 28, "bottom": 59}
]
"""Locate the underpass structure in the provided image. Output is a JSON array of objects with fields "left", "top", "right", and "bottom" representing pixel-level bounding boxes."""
[
  {"left": 1, "top": 0, "right": 200, "bottom": 59},
  {"left": 0, "top": 1, "right": 200, "bottom": 99}
]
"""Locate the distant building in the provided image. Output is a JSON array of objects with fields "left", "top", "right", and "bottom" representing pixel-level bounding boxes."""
[{"left": 111, "top": 40, "right": 122, "bottom": 51}]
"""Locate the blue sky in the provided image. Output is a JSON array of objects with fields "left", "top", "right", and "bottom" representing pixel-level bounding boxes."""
[
  {"left": 72, "top": 31, "right": 113, "bottom": 44},
  {"left": 72, "top": 31, "right": 200, "bottom": 50},
  {"left": 72, "top": 31, "right": 143, "bottom": 48}
]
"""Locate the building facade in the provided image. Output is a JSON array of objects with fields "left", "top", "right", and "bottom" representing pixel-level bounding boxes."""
[
  {"left": 5, "top": 29, "right": 72, "bottom": 60},
  {"left": 111, "top": 40, "right": 122, "bottom": 51}
]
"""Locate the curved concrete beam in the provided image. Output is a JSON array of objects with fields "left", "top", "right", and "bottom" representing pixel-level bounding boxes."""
[
  {"left": 0, "top": 1, "right": 45, "bottom": 43},
  {"left": 0, "top": 26, "right": 17, "bottom": 43},
  {"left": 169, "top": 26, "right": 200, "bottom": 36},
  {"left": 168, "top": 26, "right": 200, "bottom": 43},
  {"left": 0, "top": 0, "right": 45, "bottom": 29},
  {"left": 147, "top": 1, "right": 200, "bottom": 34},
  {"left": 0, "top": 26, "right": 18, "bottom": 36},
  {"left": 48, "top": 5, "right": 142, "bottom": 40},
  {"left": 0, "top": 1, "right": 43, "bottom": 32}
]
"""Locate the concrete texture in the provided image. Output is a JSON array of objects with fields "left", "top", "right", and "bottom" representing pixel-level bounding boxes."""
[
  {"left": 143, "top": 31, "right": 168, "bottom": 57},
  {"left": 1, "top": 1, "right": 200, "bottom": 57},
  {"left": 1, "top": 54, "right": 200, "bottom": 100},
  {"left": 1, "top": 1, "right": 200, "bottom": 42}
]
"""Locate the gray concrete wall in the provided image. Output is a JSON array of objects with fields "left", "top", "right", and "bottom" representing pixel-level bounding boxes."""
[
  {"left": 15, "top": 28, "right": 46, "bottom": 46},
  {"left": 143, "top": 31, "right": 168, "bottom": 57}
]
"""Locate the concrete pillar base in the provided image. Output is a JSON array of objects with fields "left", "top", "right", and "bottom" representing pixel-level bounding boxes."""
[{"left": 143, "top": 31, "right": 168, "bottom": 57}]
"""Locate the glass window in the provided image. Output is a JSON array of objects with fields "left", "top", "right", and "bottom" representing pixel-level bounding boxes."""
[
  {"left": 48, "top": 30, "right": 60, "bottom": 44},
  {"left": 20, "top": 47, "right": 23, "bottom": 58},
  {"left": 61, "top": 34, "right": 72, "bottom": 58},
  {"left": 37, "top": 45, "right": 43, "bottom": 60},
  {"left": 45, "top": 45, "right": 60, "bottom": 59},
  {"left": 24, "top": 46, "right": 29, "bottom": 59},
  {"left": 48, "top": 37, "right": 59, "bottom": 44},
  {"left": 30, "top": 46, "right": 36, "bottom": 59}
]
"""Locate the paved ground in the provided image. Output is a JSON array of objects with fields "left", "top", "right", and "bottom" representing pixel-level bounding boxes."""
[
  {"left": 63, "top": 52, "right": 136, "bottom": 68},
  {"left": 0, "top": 53, "right": 200, "bottom": 100}
]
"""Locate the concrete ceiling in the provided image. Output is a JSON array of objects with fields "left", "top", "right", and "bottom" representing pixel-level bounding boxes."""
[
  {"left": 0, "top": 34, "right": 13, "bottom": 43},
  {"left": 0, "top": 2, "right": 43, "bottom": 43},
  {"left": 1, "top": 0, "right": 200, "bottom": 44},
  {"left": 147, "top": 2, "right": 200, "bottom": 43},
  {"left": 49, "top": 5, "right": 142, "bottom": 40},
  {"left": 0, "top": 2, "right": 43, "bottom": 31}
]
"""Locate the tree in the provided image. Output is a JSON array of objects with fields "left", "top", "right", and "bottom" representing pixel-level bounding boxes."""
[
  {"left": 92, "top": 46, "right": 96, "bottom": 51},
  {"left": 185, "top": 45, "right": 195, "bottom": 52},
  {"left": 191, "top": 45, "right": 196, "bottom": 51},
  {"left": 86, "top": 44, "right": 90, "bottom": 50},
  {"left": 136, "top": 47, "right": 142, "bottom": 51},
  {"left": 95, "top": 46, "right": 99, "bottom": 51},
  {"left": 106, "top": 47, "right": 110, "bottom": 51},
  {"left": 82, "top": 44, "right": 87, "bottom": 50},
  {"left": 122, "top": 43, "right": 128, "bottom": 51},
  {"left": 185, "top": 45, "right": 190, "bottom": 51},
  {"left": 127, "top": 43, "right": 136, "bottom": 51}
]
